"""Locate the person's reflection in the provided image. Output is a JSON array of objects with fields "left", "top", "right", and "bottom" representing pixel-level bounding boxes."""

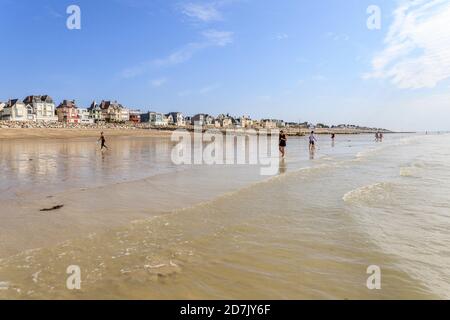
[
  {"left": 279, "top": 158, "right": 287, "bottom": 175},
  {"left": 309, "top": 147, "right": 316, "bottom": 160}
]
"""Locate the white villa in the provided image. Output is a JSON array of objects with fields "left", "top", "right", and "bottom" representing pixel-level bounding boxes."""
[
  {"left": 240, "top": 116, "right": 253, "bottom": 128},
  {"left": 78, "top": 108, "right": 94, "bottom": 124},
  {"left": 143, "top": 111, "right": 167, "bottom": 126},
  {"left": 217, "top": 114, "right": 233, "bottom": 128},
  {"left": 1, "top": 99, "right": 29, "bottom": 121},
  {"left": 261, "top": 119, "right": 277, "bottom": 129},
  {"left": 120, "top": 108, "right": 130, "bottom": 123},
  {"left": 23, "top": 95, "right": 58, "bottom": 122},
  {"left": 97, "top": 100, "right": 129, "bottom": 123},
  {"left": 166, "top": 112, "right": 186, "bottom": 127}
]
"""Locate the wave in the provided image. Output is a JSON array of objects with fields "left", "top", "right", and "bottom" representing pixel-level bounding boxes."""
[
  {"left": 355, "top": 135, "right": 421, "bottom": 162},
  {"left": 343, "top": 182, "right": 393, "bottom": 204},
  {"left": 399, "top": 161, "right": 425, "bottom": 178}
]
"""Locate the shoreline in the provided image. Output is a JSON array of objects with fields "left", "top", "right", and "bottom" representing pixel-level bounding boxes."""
[
  {"left": 0, "top": 127, "right": 173, "bottom": 140},
  {"left": 0, "top": 126, "right": 397, "bottom": 140}
]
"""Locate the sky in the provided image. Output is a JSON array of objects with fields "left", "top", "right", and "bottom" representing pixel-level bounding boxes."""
[{"left": 1, "top": 0, "right": 450, "bottom": 131}]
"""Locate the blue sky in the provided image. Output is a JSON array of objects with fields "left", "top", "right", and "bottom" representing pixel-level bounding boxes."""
[{"left": 1, "top": 0, "right": 449, "bottom": 131}]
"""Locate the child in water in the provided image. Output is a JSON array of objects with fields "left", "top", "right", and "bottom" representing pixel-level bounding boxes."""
[
  {"left": 309, "top": 131, "right": 317, "bottom": 150},
  {"left": 279, "top": 130, "right": 287, "bottom": 158},
  {"left": 98, "top": 132, "right": 108, "bottom": 150}
]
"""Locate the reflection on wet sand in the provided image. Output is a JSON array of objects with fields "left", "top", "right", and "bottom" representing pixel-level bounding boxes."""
[
  {"left": 1, "top": 134, "right": 448, "bottom": 299},
  {"left": 0, "top": 136, "right": 177, "bottom": 202},
  {"left": 279, "top": 158, "right": 287, "bottom": 175},
  {"left": 309, "top": 148, "right": 316, "bottom": 160}
]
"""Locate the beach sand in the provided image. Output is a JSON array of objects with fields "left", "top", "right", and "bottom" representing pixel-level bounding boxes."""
[
  {"left": 0, "top": 127, "right": 391, "bottom": 141},
  {"left": 0, "top": 133, "right": 448, "bottom": 299},
  {"left": 0, "top": 128, "right": 173, "bottom": 140}
]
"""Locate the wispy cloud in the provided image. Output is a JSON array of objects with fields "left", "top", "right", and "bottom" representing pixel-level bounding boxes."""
[
  {"left": 181, "top": 2, "right": 223, "bottom": 22},
  {"left": 274, "top": 33, "right": 289, "bottom": 40},
  {"left": 46, "top": 6, "right": 63, "bottom": 18},
  {"left": 312, "top": 74, "right": 327, "bottom": 81},
  {"left": 365, "top": 0, "right": 450, "bottom": 89},
  {"left": 153, "top": 42, "right": 204, "bottom": 67},
  {"left": 325, "top": 32, "right": 350, "bottom": 41},
  {"left": 178, "top": 89, "right": 193, "bottom": 97},
  {"left": 178, "top": 83, "right": 221, "bottom": 96},
  {"left": 199, "top": 83, "right": 221, "bottom": 94},
  {"left": 179, "top": 0, "right": 237, "bottom": 23},
  {"left": 201, "top": 29, "right": 234, "bottom": 46},
  {"left": 151, "top": 78, "right": 168, "bottom": 87},
  {"left": 121, "top": 29, "right": 233, "bottom": 78}
]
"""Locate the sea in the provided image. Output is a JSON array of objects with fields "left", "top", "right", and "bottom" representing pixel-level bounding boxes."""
[{"left": 0, "top": 132, "right": 449, "bottom": 299}]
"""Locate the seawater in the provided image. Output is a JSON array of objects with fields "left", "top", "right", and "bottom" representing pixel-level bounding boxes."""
[{"left": 0, "top": 133, "right": 449, "bottom": 299}]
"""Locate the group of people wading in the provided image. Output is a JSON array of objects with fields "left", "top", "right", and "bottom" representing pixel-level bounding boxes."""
[
  {"left": 279, "top": 130, "right": 319, "bottom": 158},
  {"left": 279, "top": 130, "right": 383, "bottom": 158}
]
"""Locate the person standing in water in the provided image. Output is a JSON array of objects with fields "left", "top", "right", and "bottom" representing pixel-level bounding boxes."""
[
  {"left": 309, "top": 131, "right": 317, "bottom": 151},
  {"left": 331, "top": 133, "right": 336, "bottom": 147},
  {"left": 279, "top": 130, "right": 287, "bottom": 158},
  {"left": 98, "top": 132, "right": 108, "bottom": 150}
]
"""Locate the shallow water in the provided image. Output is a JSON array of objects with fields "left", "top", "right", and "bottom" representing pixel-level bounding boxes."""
[{"left": 0, "top": 133, "right": 449, "bottom": 299}]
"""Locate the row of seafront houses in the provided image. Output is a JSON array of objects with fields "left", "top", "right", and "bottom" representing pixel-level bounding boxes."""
[{"left": 0, "top": 95, "right": 295, "bottom": 129}]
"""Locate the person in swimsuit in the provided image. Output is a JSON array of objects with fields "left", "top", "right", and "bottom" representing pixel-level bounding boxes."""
[
  {"left": 99, "top": 132, "right": 108, "bottom": 150},
  {"left": 309, "top": 131, "right": 317, "bottom": 151},
  {"left": 279, "top": 130, "right": 287, "bottom": 158}
]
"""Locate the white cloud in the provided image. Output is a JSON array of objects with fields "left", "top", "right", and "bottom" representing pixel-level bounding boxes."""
[
  {"left": 151, "top": 78, "right": 168, "bottom": 87},
  {"left": 312, "top": 75, "right": 326, "bottom": 81},
  {"left": 326, "top": 32, "right": 350, "bottom": 41},
  {"left": 178, "top": 90, "right": 193, "bottom": 97},
  {"left": 201, "top": 29, "right": 234, "bottom": 46},
  {"left": 177, "top": 84, "right": 221, "bottom": 96},
  {"left": 153, "top": 42, "right": 205, "bottom": 67},
  {"left": 153, "top": 30, "right": 233, "bottom": 67},
  {"left": 274, "top": 33, "right": 289, "bottom": 40},
  {"left": 199, "top": 83, "right": 221, "bottom": 94},
  {"left": 46, "top": 6, "right": 63, "bottom": 18},
  {"left": 121, "top": 29, "right": 233, "bottom": 77},
  {"left": 365, "top": 0, "right": 450, "bottom": 89},
  {"left": 181, "top": 2, "right": 222, "bottom": 22}
]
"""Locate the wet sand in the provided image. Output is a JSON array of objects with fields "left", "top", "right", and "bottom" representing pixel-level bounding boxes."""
[
  {"left": 0, "top": 128, "right": 172, "bottom": 140},
  {"left": 0, "top": 133, "right": 449, "bottom": 299}
]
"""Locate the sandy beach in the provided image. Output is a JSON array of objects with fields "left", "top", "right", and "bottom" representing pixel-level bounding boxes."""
[
  {"left": 0, "top": 128, "right": 173, "bottom": 140},
  {"left": 1, "top": 132, "right": 449, "bottom": 299},
  {"left": 0, "top": 127, "right": 391, "bottom": 141}
]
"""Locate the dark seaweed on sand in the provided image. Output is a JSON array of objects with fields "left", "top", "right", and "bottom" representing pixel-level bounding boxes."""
[{"left": 40, "top": 205, "right": 64, "bottom": 212}]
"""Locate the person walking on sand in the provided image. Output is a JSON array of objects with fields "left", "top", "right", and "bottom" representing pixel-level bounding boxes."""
[
  {"left": 309, "top": 131, "right": 317, "bottom": 151},
  {"left": 98, "top": 132, "right": 108, "bottom": 150},
  {"left": 279, "top": 130, "right": 287, "bottom": 158}
]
